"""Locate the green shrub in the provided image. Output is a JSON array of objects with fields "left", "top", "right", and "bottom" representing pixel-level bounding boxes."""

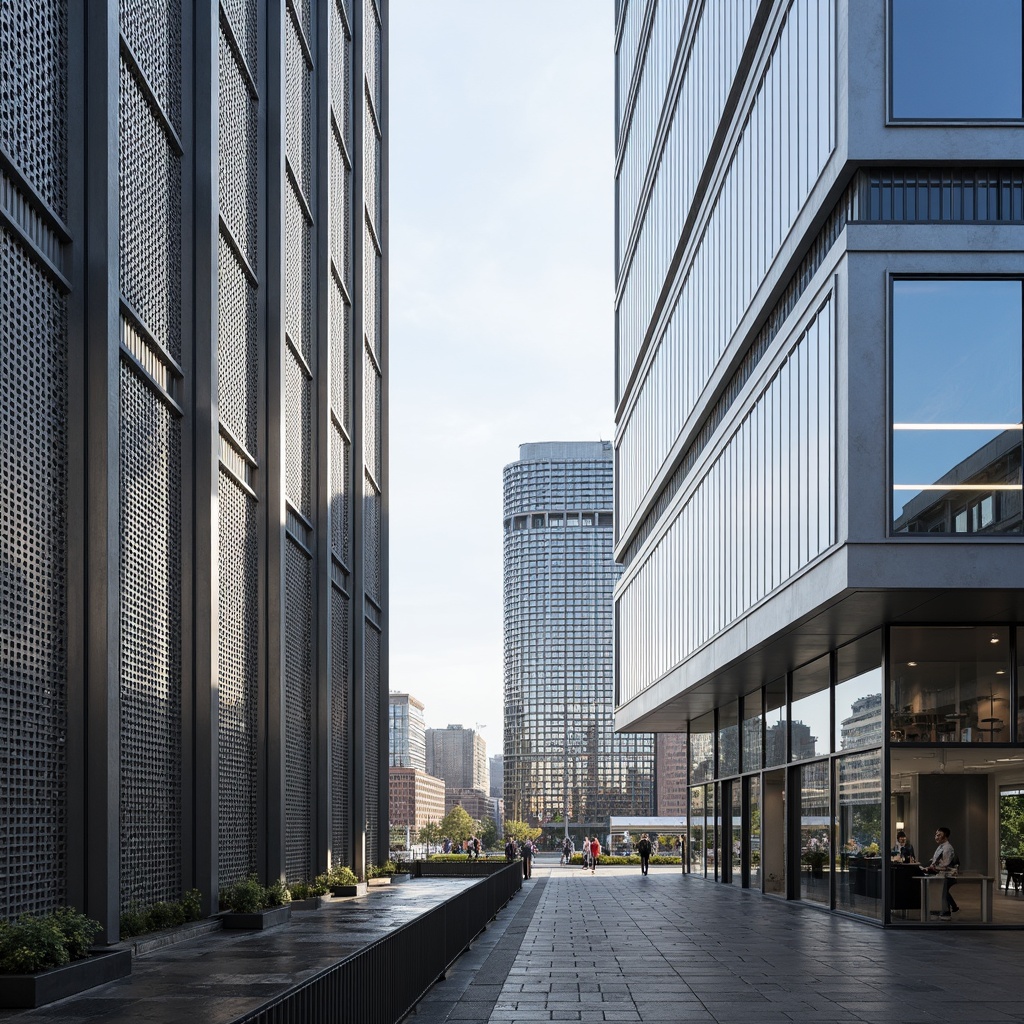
[
  {"left": 289, "top": 881, "right": 311, "bottom": 900},
  {"left": 326, "top": 865, "right": 358, "bottom": 887},
  {"left": 310, "top": 874, "right": 331, "bottom": 896},
  {"left": 0, "top": 908, "right": 102, "bottom": 974},
  {"left": 220, "top": 875, "right": 266, "bottom": 914},
  {"left": 181, "top": 889, "right": 202, "bottom": 922},
  {"left": 265, "top": 879, "right": 290, "bottom": 907}
]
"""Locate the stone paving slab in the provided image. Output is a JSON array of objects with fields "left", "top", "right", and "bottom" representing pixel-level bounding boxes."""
[{"left": 405, "top": 857, "right": 1024, "bottom": 1024}]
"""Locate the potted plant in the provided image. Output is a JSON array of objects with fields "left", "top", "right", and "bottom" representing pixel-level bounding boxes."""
[
  {"left": 326, "top": 865, "right": 366, "bottom": 898},
  {"left": 288, "top": 874, "right": 331, "bottom": 910},
  {"left": 219, "top": 875, "right": 292, "bottom": 930},
  {"left": 0, "top": 907, "right": 131, "bottom": 1009},
  {"left": 367, "top": 861, "right": 401, "bottom": 886}
]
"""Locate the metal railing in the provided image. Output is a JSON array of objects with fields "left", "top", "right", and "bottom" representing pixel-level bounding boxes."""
[{"left": 233, "top": 861, "right": 523, "bottom": 1024}]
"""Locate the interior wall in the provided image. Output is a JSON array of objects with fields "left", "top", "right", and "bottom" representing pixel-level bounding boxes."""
[{"left": 918, "top": 774, "right": 988, "bottom": 872}]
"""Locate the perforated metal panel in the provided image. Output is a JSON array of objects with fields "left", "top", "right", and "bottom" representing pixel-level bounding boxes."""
[
  {"left": 330, "top": 0, "right": 351, "bottom": 152},
  {"left": 329, "top": 272, "right": 350, "bottom": 428},
  {"left": 363, "top": 472, "right": 380, "bottom": 604},
  {"left": 284, "top": 539, "right": 312, "bottom": 883},
  {"left": 284, "top": 185, "right": 310, "bottom": 365},
  {"left": 219, "top": 29, "right": 258, "bottom": 273},
  {"left": 329, "top": 136, "right": 351, "bottom": 314},
  {"left": 364, "top": 111, "right": 379, "bottom": 236},
  {"left": 119, "top": 0, "right": 182, "bottom": 134},
  {"left": 217, "top": 471, "right": 259, "bottom": 887},
  {"left": 285, "top": 347, "right": 312, "bottom": 519},
  {"left": 119, "top": 363, "right": 182, "bottom": 910},
  {"left": 363, "top": 233, "right": 380, "bottom": 361},
  {"left": 330, "top": 587, "right": 351, "bottom": 868},
  {"left": 330, "top": 422, "right": 350, "bottom": 564},
  {"left": 364, "top": 626, "right": 381, "bottom": 862},
  {"left": 363, "top": 342, "right": 380, "bottom": 482},
  {"left": 285, "top": 15, "right": 311, "bottom": 205},
  {"left": 0, "top": 0, "right": 68, "bottom": 217},
  {"left": 119, "top": 59, "right": 182, "bottom": 360},
  {"left": 221, "top": 0, "right": 257, "bottom": 80},
  {"left": 364, "top": 0, "right": 381, "bottom": 113},
  {"left": 0, "top": 226, "right": 68, "bottom": 921},
  {"left": 217, "top": 239, "right": 258, "bottom": 453}
]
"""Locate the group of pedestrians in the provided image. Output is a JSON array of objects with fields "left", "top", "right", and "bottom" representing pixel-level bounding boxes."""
[{"left": 505, "top": 836, "right": 537, "bottom": 879}]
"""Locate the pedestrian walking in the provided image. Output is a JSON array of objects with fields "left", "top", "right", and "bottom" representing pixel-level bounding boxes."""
[
  {"left": 505, "top": 836, "right": 517, "bottom": 862},
  {"left": 589, "top": 835, "right": 601, "bottom": 874},
  {"left": 637, "top": 833, "right": 652, "bottom": 875},
  {"left": 522, "top": 839, "right": 534, "bottom": 879},
  {"left": 581, "top": 836, "right": 590, "bottom": 871}
]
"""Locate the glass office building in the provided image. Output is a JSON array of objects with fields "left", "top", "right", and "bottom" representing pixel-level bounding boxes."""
[
  {"left": 0, "top": 0, "right": 388, "bottom": 941},
  {"left": 504, "top": 442, "right": 654, "bottom": 840},
  {"left": 614, "top": 0, "right": 1024, "bottom": 926}
]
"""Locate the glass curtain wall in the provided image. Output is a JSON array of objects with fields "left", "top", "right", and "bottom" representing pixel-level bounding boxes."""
[
  {"left": 730, "top": 782, "right": 742, "bottom": 885},
  {"left": 835, "top": 750, "right": 883, "bottom": 920},
  {"left": 748, "top": 775, "right": 761, "bottom": 891},
  {"left": 799, "top": 760, "right": 831, "bottom": 905}
]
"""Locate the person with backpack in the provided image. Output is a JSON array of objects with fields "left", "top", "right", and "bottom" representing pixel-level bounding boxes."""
[
  {"left": 637, "top": 832, "right": 652, "bottom": 876},
  {"left": 924, "top": 825, "right": 959, "bottom": 919},
  {"left": 589, "top": 835, "right": 601, "bottom": 874}
]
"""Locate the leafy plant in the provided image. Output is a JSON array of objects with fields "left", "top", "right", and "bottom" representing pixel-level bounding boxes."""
[
  {"left": 326, "top": 865, "right": 358, "bottom": 887},
  {"left": 181, "top": 889, "right": 202, "bottom": 922},
  {"left": 0, "top": 908, "right": 102, "bottom": 974},
  {"left": 264, "top": 879, "right": 290, "bottom": 908},
  {"left": 119, "top": 891, "right": 204, "bottom": 938},
  {"left": 220, "top": 875, "right": 267, "bottom": 914}
]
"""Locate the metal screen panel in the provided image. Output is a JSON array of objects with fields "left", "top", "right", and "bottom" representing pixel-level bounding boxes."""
[
  {"left": 330, "top": 586, "right": 351, "bottom": 868},
  {"left": 328, "top": 145, "right": 351, "bottom": 404},
  {"left": 119, "top": 362, "right": 182, "bottom": 910},
  {"left": 284, "top": 184, "right": 310, "bottom": 366},
  {"left": 363, "top": 0, "right": 380, "bottom": 113},
  {"left": 119, "top": 0, "right": 182, "bottom": 134},
  {"left": 330, "top": 421, "right": 350, "bottom": 565},
  {"left": 0, "top": 0, "right": 68, "bottom": 217},
  {"left": 364, "top": 626, "right": 381, "bottom": 862},
  {"left": 0, "top": 226, "right": 68, "bottom": 920},
  {"left": 363, "top": 473, "right": 380, "bottom": 605},
  {"left": 218, "top": 237, "right": 258, "bottom": 454},
  {"left": 285, "top": 13, "right": 311, "bottom": 205},
  {"left": 328, "top": 269, "right": 350, "bottom": 432},
  {"left": 363, "top": 342, "right": 380, "bottom": 484},
  {"left": 217, "top": 470, "right": 259, "bottom": 887},
  {"left": 284, "top": 538, "right": 312, "bottom": 883},
  {"left": 285, "top": 345, "right": 312, "bottom": 520},
  {"left": 219, "top": 28, "right": 258, "bottom": 274},
  {"left": 329, "top": 0, "right": 351, "bottom": 153},
  {"left": 221, "top": 0, "right": 257, "bottom": 82},
  {"left": 363, "top": 231, "right": 380, "bottom": 363},
  {"left": 119, "top": 58, "right": 182, "bottom": 361}
]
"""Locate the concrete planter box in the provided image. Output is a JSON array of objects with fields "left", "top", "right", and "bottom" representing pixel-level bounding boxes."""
[
  {"left": 330, "top": 882, "right": 368, "bottom": 898},
  {"left": 0, "top": 949, "right": 132, "bottom": 1009},
  {"left": 290, "top": 895, "right": 330, "bottom": 911},
  {"left": 367, "top": 877, "right": 392, "bottom": 887},
  {"left": 219, "top": 905, "right": 292, "bottom": 930},
  {"left": 391, "top": 872, "right": 410, "bottom": 884}
]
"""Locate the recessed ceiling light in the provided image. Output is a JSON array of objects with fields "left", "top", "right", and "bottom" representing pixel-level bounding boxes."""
[
  {"left": 996, "top": 670, "right": 1006, "bottom": 675},
  {"left": 907, "top": 661, "right": 918, "bottom": 667},
  {"left": 990, "top": 633, "right": 1000, "bottom": 644}
]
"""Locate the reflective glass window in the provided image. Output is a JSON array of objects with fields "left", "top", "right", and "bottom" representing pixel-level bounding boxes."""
[
  {"left": 765, "top": 677, "right": 787, "bottom": 767},
  {"left": 890, "top": 627, "right": 1011, "bottom": 742},
  {"left": 742, "top": 687, "right": 764, "bottom": 770},
  {"left": 892, "top": 280, "right": 1023, "bottom": 534},
  {"left": 718, "top": 701, "right": 739, "bottom": 777},
  {"left": 689, "top": 713, "right": 714, "bottom": 784},
  {"left": 799, "top": 760, "right": 830, "bottom": 905},
  {"left": 891, "top": 0, "right": 1023, "bottom": 120},
  {"left": 729, "top": 781, "right": 742, "bottom": 886},
  {"left": 791, "top": 655, "right": 830, "bottom": 761},
  {"left": 748, "top": 775, "right": 762, "bottom": 891},
  {"left": 835, "top": 631, "right": 883, "bottom": 751},
  {"left": 835, "top": 750, "right": 882, "bottom": 920}
]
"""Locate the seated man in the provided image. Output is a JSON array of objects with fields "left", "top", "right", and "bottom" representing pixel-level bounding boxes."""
[{"left": 923, "top": 826, "right": 959, "bottom": 919}]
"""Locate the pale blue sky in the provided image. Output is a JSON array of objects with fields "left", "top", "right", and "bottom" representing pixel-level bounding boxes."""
[{"left": 389, "top": 2, "right": 615, "bottom": 753}]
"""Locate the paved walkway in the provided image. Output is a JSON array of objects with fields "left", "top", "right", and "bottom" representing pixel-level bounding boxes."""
[{"left": 408, "top": 857, "right": 1024, "bottom": 1024}]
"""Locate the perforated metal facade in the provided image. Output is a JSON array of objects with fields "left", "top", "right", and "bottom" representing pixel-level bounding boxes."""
[{"left": 0, "top": 0, "right": 388, "bottom": 940}]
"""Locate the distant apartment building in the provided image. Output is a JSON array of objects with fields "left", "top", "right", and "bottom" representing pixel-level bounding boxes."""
[
  {"left": 389, "top": 768, "right": 446, "bottom": 832},
  {"left": 389, "top": 693, "right": 427, "bottom": 770},
  {"left": 426, "top": 724, "right": 489, "bottom": 794},
  {"left": 489, "top": 754, "right": 504, "bottom": 799},
  {"left": 444, "top": 787, "right": 492, "bottom": 823},
  {"left": 503, "top": 442, "right": 655, "bottom": 836}
]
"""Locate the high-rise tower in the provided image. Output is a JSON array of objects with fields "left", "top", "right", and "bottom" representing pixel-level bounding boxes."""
[
  {"left": 0, "top": 0, "right": 388, "bottom": 940},
  {"left": 614, "top": 0, "right": 1024, "bottom": 924},
  {"left": 503, "top": 442, "right": 653, "bottom": 838}
]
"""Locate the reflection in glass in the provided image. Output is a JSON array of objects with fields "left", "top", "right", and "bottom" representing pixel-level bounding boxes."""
[
  {"left": 719, "top": 701, "right": 739, "bottom": 777},
  {"left": 892, "top": 280, "right": 1023, "bottom": 533},
  {"left": 792, "top": 655, "right": 830, "bottom": 761},
  {"left": 743, "top": 688, "right": 763, "bottom": 770},
  {"left": 890, "top": 627, "right": 1011, "bottom": 743},
  {"left": 730, "top": 781, "right": 742, "bottom": 886},
  {"left": 799, "top": 760, "right": 830, "bottom": 905},
  {"left": 714, "top": 782, "right": 723, "bottom": 881},
  {"left": 765, "top": 677, "right": 787, "bottom": 767},
  {"left": 891, "top": 0, "right": 1023, "bottom": 120},
  {"left": 836, "top": 632, "right": 883, "bottom": 750},
  {"left": 748, "top": 775, "right": 761, "bottom": 892},
  {"left": 689, "top": 713, "right": 714, "bottom": 784},
  {"left": 835, "top": 750, "right": 882, "bottom": 920},
  {"left": 689, "top": 785, "right": 706, "bottom": 876}
]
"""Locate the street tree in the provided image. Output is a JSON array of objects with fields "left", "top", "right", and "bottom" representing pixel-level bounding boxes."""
[
  {"left": 504, "top": 819, "right": 542, "bottom": 845},
  {"left": 440, "top": 806, "right": 477, "bottom": 845},
  {"left": 418, "top": 820, "right": 442, "bottom": 855}
]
